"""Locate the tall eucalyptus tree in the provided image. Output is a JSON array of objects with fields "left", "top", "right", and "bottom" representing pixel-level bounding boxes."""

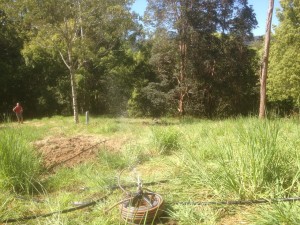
[
  {"left": 259, "top": 0, "right": 274, "bottom": 119},
  {"left": 145, "top": 0, "right": 196, "bottom": 116},
  {"left": 144, "top": 0, "right": 257, "bottom": 117}
]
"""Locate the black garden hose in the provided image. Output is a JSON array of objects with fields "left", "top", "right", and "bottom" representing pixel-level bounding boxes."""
[
  {"left": 3, "top": 176, "right": 300, "bottom": 224},
  {"left": 1, "top": 179, "right": 168, "bottom": 224},
  {"left": 173, "top": 196, "right": 300, "bottom": 206},
  {"left": 1, "top": 192, "right": 111, "bottom": 223}
]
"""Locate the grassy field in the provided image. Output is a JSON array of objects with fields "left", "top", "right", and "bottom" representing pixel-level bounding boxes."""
[{"left": 1, "top": 116, "right": 300, "bottom": 224}]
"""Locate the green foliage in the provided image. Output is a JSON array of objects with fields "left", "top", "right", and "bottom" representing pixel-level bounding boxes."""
[
  {"left": 1, "top": 0, "right": 261, "bottom": 118},
  {"left": 141, "top": 0, "right": 259, "bottom": 117},
  {"left": 128, "top": 83, "right": 171, "bottom": 117},
  {"left": 127, "top": 87, "right": 143, "bottom": 117},
  {"left": 0, "top": 9, "right": 25, "bottom": 114},
  {"left": 0, "top": 0, "right": 140, "bottom": 118},
  {"left": 127, "top": 34, "right": 175, "bottom": 117},
  {"left": 268, "top": 0, "right": 300, "bottom": 112},
  {"left": 0, "top": 129, "right": 42, "bottom": 193}
]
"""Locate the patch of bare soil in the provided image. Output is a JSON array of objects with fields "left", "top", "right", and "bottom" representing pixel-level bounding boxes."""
[{"left": 34, "top": 135, "right": 107, "bottom": 171}]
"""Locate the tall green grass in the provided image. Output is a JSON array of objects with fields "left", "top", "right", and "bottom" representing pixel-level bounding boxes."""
[
  {"left": 151, "top": 127, "right": 181, "bottom": 155},
  {"left": 2, "top": 116, "right": 300, "bottom": 224},
  {"left": 181, "top": 119, "right": 300, "bottom": 199},
  {"left": 0, "top": 129, "right": 42, "bottom": 193},
  {"left": 218, "top": 121, "right": 283, "bottom": 198},
  {"left": 249, "top": 203, "right": 300, "bottom": 225},
  {"left": 167, "top": 205, "right": 218, "bottom": 225}
]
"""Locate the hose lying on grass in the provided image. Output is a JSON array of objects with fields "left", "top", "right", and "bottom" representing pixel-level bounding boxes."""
[
  {"left": 173, "top": 197, "right": 300, "bottom": 206},
  {"left": 3, "top": 178, "right": 300, "bottom": 224},
  {"left": 4, "top": 194, "right": 300, "bottom": 223},
  {"left": 2, "top": 192, "right": 111, "bottom": 223},
  {"left": 1, "top": 179, "right": 168, "bottom": 224}
]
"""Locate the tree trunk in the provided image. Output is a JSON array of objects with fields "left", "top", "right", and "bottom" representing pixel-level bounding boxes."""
[
  {"left": 70, "top": 67, "right": 79, "bottom": 124},
  {"left": 177, "top": 1, "right": 189, "bottom": 117},
  {"left": 259, "top": 0, "right": 274, "bottom": 119},
  {"left": 178, "top": 41, "right": 187, "bottom": 117},
  {"left": 59, "top": 18, "right": 80, "bottom": 124},
  {"left": 61, "top": 44, "right": 79, "bottom": 124}
]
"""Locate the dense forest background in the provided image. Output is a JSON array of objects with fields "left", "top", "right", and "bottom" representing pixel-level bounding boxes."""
[{"left": 0, "top": 0, "right": 299, "bottom": 120}]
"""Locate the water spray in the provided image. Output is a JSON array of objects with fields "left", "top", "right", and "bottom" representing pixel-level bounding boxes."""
[{"left": 106, "top": 167, "right": 164, "bottom": 224}]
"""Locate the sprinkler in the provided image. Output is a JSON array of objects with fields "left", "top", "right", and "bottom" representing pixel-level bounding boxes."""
[{"left": 106, "top": 168, "right": 164, "bottom": 224}]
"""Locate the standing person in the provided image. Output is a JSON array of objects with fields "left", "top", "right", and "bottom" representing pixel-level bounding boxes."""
[{"left": 13, "top": 102, "right": 23, "bottom": 123}]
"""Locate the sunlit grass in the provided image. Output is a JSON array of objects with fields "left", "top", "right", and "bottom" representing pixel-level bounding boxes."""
[
  {"left": 0, "top": 128, "right": 43, "bottom": 193},
  {"left": 180, "top": 118, "right": 300, "bottom": 200},
  {"left": 249, "top": 203, "right": 300, "bottom": 225},
  {"left": 151, "top": 126, "right": 181, "bottom": 155},
  {"left": 1, "top": 116, "right": 300, "bottom": 224}
]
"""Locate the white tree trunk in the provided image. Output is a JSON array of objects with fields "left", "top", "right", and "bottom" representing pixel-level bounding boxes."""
[
  {"left": 60, "top": 45, "right": 79, "bottom": 124},
  {"left": 70, "top": 67, "right": 79, "bottom": 124}
]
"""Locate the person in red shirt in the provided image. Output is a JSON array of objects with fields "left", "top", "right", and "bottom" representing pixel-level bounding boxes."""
[{"left": 13, "top": 102, "right": 23, "bottom": 123}]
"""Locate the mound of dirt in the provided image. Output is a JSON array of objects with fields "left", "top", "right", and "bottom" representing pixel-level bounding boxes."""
[{"left": 34, "top": 135, "right": 106, "bottom": 171}]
